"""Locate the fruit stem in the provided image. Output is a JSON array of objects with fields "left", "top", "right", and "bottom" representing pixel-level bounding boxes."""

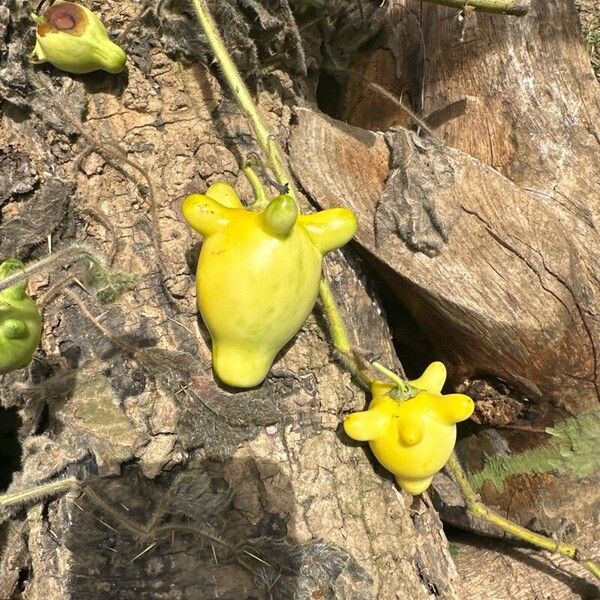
[
  {"left": 189, "top": 0, "right": 297, "bottom": 205},
  {"left": 28, "top": 12, "right": 44, "bottom": 24},
  {"left": 242, "top": 164, "right": 270, "bottom": 210},
  {"left": 317, "top": 279, "right": 352, "bottom": 355}
]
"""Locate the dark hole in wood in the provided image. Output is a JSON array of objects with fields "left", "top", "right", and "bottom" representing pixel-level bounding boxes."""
[
  {"left": 315, "top": 68, "right": 342, "bottom": 121},
  {"left": 17, "top": 567, "right": 30, "bottom": 591},
  {"left": 33, "top": 402, "right": 50, "bottom": 436},
  {"left": 0, "top": 406, "right": 22, "bottom": 492}
]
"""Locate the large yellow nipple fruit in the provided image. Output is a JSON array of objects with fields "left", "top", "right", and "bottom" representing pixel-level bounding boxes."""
[
  {"left": 344, "top": 362, "right": 474, "bottom": 494},
  {"left": 183, "top": 182, "right": 357, "bottom": 388},
  {"left": 30, "top": 1, "right": 127, "bottom": 74},
  {"left": 0, "top": 260, "right": 43, "bottom": 375}
]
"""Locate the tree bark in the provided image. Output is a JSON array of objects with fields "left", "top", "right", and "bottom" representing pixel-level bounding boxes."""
[{"left": 0, "top": 1, "right": 460, "bottom": 598}]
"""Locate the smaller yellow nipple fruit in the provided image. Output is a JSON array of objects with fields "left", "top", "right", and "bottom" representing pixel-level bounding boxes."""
[
  {"left": 344, "top": 362, "right": 474, "bottom": 494},
  {"left": 30, "top": 2, "right": 127, "bottom": 74}
]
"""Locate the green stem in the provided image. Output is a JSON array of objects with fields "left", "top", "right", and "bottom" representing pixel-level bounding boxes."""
[
  {"left": 371, "top": 361, "right": 408, "bottom": 390},
  {"left": 0, "top": 479, "right": 81, "bottom": 509},
  {"left": 0, "top": 245, "right": 97, "bottom": 294},
  {"left": 423, "top": 0, "right": 529, "bottom": 15},
  {"left": 29, "top": 12, "right": 44, "bottom": 24},
  {"left": 318, "top": 278, "right": 378, "bottom": 390},
  {"left": 242, "top": 164, "right": 269, "bottom": 209},
  {"left": 446, "top": 453, "right": 600, "bottom": 581},
  {"left": 189, "top": 0, "right": 297, "bottom": 203},
  {"left": 318, "top": 279, "right": 351, "bottom": 355}
]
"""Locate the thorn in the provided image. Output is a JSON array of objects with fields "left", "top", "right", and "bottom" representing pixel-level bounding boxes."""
[
  {"left": 94, "top": 515, "right": 119, "bottom": 533},
  {"left": 211, "top": 543, "right": 218, "bottom": 565},
  {"left": 267, "top": 571, "right": 282, "bottom": 591},
  {"left": 72, "top": 277, "right": 91, "bottom": 295},
  {"left": 165, "top": 315, "right": 195, "bottom": 336},
  {"left": 95, "top": 308, "right": 112, "bottom": 321},
  {"left": 176, "top": 383, "right": 192, "bottom": 395},
  {"left": 128, "top": 542, "right": 157, "bottom": 564},
  {"left": 243, "top": 549, "right": 271, "bottom": 567}
]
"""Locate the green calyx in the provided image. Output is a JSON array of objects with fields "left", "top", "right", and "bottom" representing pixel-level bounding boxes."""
[
  {"left": 0, "top": 260, "right": 43, "bottom": 375},
  {"left": 30, "top": 2, "right": 127, "bottom": 74},
  {"left": 261, "top": 194, "right": 299, "bottom": 237}
]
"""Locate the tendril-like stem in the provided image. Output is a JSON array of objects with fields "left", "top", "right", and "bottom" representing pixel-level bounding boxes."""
[
  {"left": 0, "top": 478, "right": 81, "bottom": 510},
  {"left": 446, "top": 453, "right": 600, "bottom": 580},
  {"left": 0, "top": 245, "right": 98, "bottom": 294},
  {"left": 317, "top": 279, "right": 352, "bottom": 356},
  {"left": 189, "top": 0, "right": 297, "bottom": 204}
]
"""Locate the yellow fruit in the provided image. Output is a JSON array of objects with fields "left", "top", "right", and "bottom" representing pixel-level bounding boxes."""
[
  {"left": 30, "top": 2, "right": 127, "bottom": 74},
  {"left": 183, "top": 182, "right": 357, "bottom": 388},
  {"left": 344, "top": 362, "right": 474, "bottom": 494},
  {"left": 0, "top": 260, "right": 42, "bottom": 375}
]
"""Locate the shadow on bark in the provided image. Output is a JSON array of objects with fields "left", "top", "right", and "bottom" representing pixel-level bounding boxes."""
[{"left": 66, "top": 460, "right": 372, "bottom": 599}]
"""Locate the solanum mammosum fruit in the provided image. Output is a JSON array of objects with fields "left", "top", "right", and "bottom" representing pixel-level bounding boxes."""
[
  {"left": 30, "top": 1, "right": 127, "bottom": 74},
  {"left": 0, "top": 260, "right": 43, "bottom": 375},
  {"left": 183, "top": 182, "right": 357, "bottom": 388},
  {"left": 344, "top": 362, "right": 474, "bottom": 494}
]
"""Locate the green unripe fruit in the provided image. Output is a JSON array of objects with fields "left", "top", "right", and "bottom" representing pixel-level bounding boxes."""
[
  {"left": 30, "top": 2, "right": 127, "bottom": 74},
  {"left": 0, "top": 260, "right": 42, "bottom": 375}
]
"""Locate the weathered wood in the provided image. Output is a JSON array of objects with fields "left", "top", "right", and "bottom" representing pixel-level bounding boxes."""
[
  {"left": 265, "top": 0, "right": 600, "bottom": 592},
  {"left": 290, "top": 107, "right": 600, "bottom": 413},
  {"left": 289, "top": 1, "right": 600, "bottom": 562},
  {"left": 288, "top": 106, "right": 600, "bottom": 591}
]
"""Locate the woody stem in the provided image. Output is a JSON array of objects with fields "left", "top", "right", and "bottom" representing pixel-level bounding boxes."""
[{"left": 423, "top": 0, "right": 529, "bottom": 14}]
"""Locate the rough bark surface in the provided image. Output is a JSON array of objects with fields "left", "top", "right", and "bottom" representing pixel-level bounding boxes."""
[
  {"left": 2, "top": 0, "right": 600, "bottom": 598},
  {"left": 289, "top": 105, "right": 600, "bottom": 531},
  {"left": 0, "top": 1, "right": 460, "bottom": 599}
]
